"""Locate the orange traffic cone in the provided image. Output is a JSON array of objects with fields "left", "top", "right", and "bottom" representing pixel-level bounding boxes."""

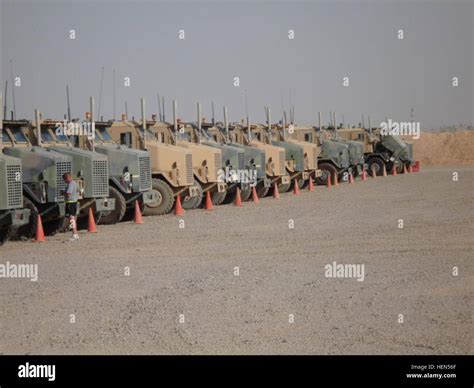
[
  {"left": 175, "top": 194, "right": 185, "bottom": 216},
  {"left": 273, "top": 182, "right": 280, "bottom": 199},
  {"left": 134, "top": 200, "right": 144, "bottom": 224},
  {"left": 308, "top": 177, "right": 314, "bottom": 192},
  {"left": 35, "top": 214, "right": 45, "bottom": 242},
  {"left": 361, "top": 170, "right": 367, "bottom": 181},
  {"left": 371, "top": 166, "right": 377, "bottom": 178},
  {"left": 88, "top": 207, "right": 97, "bottom": 233},
  {"left": 334, "top": 172, "right": 339, "bottom": 186},
  {"left": 382, "top": 164, "right": 387, "bottom": 177},
  {"left": 204, "top": 191, "right": 214, "bottom": 211},
  {"left": 293, "top": 179, "right": 300, "bottom": 195},
  {"left": 234, "top": 187, "right": 243, "bottom": 206},
  {"left": 349, "top": 172, "right": 354, "bottom": 184},
  {"left": 403, "top": 164, "right": 408, "bottom": 174},
  {"left": 392, "top": 164, "right": 397, "bottom": 176},
  {"left": 326, "top": 175, "right": 332, "bottom": 189},
  {"left": 252, "top": 186, "right": 259, "bottom": 203}
]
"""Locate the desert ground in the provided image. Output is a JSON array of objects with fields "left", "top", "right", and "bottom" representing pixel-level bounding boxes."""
[{"left": 0, "top": 166, "right": 472, "bottom": 355}]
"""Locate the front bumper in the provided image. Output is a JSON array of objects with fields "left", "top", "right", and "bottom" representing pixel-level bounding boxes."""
[
  {"left": 142, "top": 190, "right": 159, "bottom": 205},
  {"left": 95, "top": 197, "right": 116, "bottom": 212},
  {"left": 0, "top": 209, "right": 31, "bottom": 228}
]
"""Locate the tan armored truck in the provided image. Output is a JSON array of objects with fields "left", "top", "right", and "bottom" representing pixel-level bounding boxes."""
[
  {"left": 228, "top": 120, "right": 290, "bottom": 197},
  {"left": 106, "top": 102, "right": 199, "bottom": 215},
  {"left": 145, "top": 100, "right": 226, "bottom": 209}
]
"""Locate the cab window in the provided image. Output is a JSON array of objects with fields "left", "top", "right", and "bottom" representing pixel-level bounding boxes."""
[
  {"left": 41, "top": 129, "right": 54, "bottom": 142},
  {"left": 304, "top": 133, "right": 312, "bottom": 142}
]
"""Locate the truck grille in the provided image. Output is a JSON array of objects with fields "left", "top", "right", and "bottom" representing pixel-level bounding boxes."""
[
  {"left": 238, "top": 151, "right": 245, "bottom": 170},
  {"left": 214, "top": 152, "right": 221, "bottom": 180},
  {"left": 279, "top": 150, "right": 285, "bottom": 174},
  {"left": 56, "top": 161, "right": 72, "bottom": 202},
  {"left": 138, "top": 156, "right": 152, "bottom": 191},
  {"left": 6, "top": 165, "right": 23, "bottom": 208},
  {"left": 186, "top": 153, "right": 193, "bottom": 185},
  {"left": 92, "top": 160, "right": 109, "bottom": 197}
]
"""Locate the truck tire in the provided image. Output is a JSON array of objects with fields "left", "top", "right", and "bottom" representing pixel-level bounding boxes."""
[
  {"left": 144, "top": 179, "right": 175, "bottom": 215},
  {"left": 43, "top": 217, "right": 67, "bottom": 236},
  {"left": 0, "top": 227, "right": 11, "bottom": 246},
  {"left": 212, "top": 191, "right": 227, "bottom": 206},
  {"left": 368, "top": 157, "right": 386, "bottom": 177},
  {"left": 257, "top": 183, "right": 270, "bottom": 198},
  {"left": 317, "top": 163, "right": 338, "bottom": 185},
  {"left": 278, "top": 182, "right": 291, "bottom": 193},
  {"left": 240, "top": 187, "right": 252, "bottom": 201},
  {"left": 100, "top": 186, "right": 127, "bottom": 224},
  {"left": 182, "top": 179, "right": 203, "bottom": 210}
]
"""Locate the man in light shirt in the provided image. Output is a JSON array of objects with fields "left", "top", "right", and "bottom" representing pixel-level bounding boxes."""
[{"left": 62, "top": 172, "right": 79, "bottom": 241}]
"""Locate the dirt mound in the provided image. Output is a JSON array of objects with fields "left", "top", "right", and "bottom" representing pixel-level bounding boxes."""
[{"left": 407, "top": 131, "right": 474, "bottom": 166}]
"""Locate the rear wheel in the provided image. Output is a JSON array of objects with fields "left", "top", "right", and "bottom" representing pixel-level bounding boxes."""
[
  {"left": 144, "top": 179, "right": 175, "bottom": 215},
  {"left": 317, "top": 163, "right": 338, "bottom": 185},
  {"left": 182, "top": 179, "right": 203, "bottom": 210},
  {"left": 368, "top": 157, "right": 386, "bottom": 177},
  {"left": 100, "top": 186, "right": 127, "bottom": 224},
  {"left": 278, "top": 182, "right": 291, "bottom": 193}
]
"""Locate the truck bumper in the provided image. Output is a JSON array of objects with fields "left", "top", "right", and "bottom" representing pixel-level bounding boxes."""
[
  {"left": 142, "top": 190, "right": 159, "bottom": 205},
  {"left": 0, "top": 209, "right": 31, "bottom": 228},
  {"left": 314, "top": 169, "right": 323, "bottom": 178},
  {"left": 217, "top": 182, "right": 227, "bottom": 193},
  {"left": 263, "top": 178, "right": 272, "bottom": 188},
  {"left": 302, "top": 171, "right": 310, "bottom": 180},
  {"left": 186, "top": 185, "right": 199, "bottom": 198},
  {"left": 280, "top": 175, "right": 291, "bottom": 185},
  {"left": 95, "top": 197, "right": 116, "bottom": 212}
]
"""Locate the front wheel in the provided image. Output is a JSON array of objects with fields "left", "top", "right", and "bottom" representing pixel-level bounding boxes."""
[
  {"left": 212, "top": 190, "right": 227, "bottom": 206},
  {"left": 144, "top": 179, "right": 175, "bottom": 215},
  {"left": 100, "top": 186, "right": 127, "bottom": 224},
  {"left": 0, "top": 228, "right": 11, "bottom": 246},
  {"left": 182, "top": 179, "right": 203, "bottom": 210},
  {"left": 316, "top": 163, "right": 338, "bottom": 185},
  {"left": 368, "top": 158, "right": 386, "bottom": 177}
]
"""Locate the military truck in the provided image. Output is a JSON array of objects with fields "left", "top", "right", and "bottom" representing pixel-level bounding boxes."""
[
  {"left": 204, "top": 106, "right": 270, "bottom": 202},
  {"left": 335, "top": 126, "right": 414, "bottom": 175},
  {"left": 27, "top": 115, "right": 114, "bottom": 228},
  {"left": 180, "top": 103, "right": 247, "bottom": 205},
  {"left": 67, "top": 98, "right": 158, "bottom": 224},
  {"left": 322, "top": 126, "right": 367, "bottom": 178},
  {"left": 289, "top": 126, "right": 351, "bottom": 185},
  {"left": 0, "top": 98, "right": 30, "bottom": 245},
  {"left": 146, "top": 101, "right": 226, "bottom": 209},
  {"left": 228, "top": 119, "right": 290, "bottom": 197},
  {"left": 2, "top": 118, "right": 72, "bottom": 238},
  {"left": 107, "top": 100, "right": 198, "bottom": 215},
  {"left": 269, "top": 115, "right": 321, "bottom": 190}
]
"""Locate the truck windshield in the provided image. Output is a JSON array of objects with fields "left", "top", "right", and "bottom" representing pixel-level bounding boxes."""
[
  {"left": 97, "top": 127, "right": 113, "bottom": 141},
  {"left": 2, "top": 131, "right": 11, "bottom": 143},
  {"left": 11, "top": 128, "right": 28, "bottom": 143},
  {"left": 41, "top": 129, "right": 54, "bottom": 142}
]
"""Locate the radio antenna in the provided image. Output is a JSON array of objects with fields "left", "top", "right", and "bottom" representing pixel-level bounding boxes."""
[
  {"left": 97, "top": 66, "right": 104, "bottom": 121},
  {"left": 9, "top": 60, "right": 16, "bottom": 120}
]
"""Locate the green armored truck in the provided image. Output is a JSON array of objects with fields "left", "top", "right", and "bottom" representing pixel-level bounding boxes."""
[{"left": 28, "top": 115, "right": 115, "bottom": 228}]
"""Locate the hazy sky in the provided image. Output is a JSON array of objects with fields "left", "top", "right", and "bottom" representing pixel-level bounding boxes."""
[{"left": 1, "top": 0, "right": 472, "bottom": 129}]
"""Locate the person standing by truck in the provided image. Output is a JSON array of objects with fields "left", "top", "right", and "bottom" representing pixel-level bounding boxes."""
[{"left": 62, "top": 172, "right": 79, "bottom": 241}]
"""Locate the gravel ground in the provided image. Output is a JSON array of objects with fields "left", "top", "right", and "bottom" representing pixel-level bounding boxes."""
[{"left": 0, "top": 166, "right": 472, "bottom": 355}]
